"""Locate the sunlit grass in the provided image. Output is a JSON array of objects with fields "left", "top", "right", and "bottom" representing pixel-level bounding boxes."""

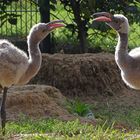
[
  {"left": 1, "top": 103, "right": 140, "bottom": 139},
  {"left": 1, "top": 98, "right": 140, "bottom": 140},
  {"left": 0, "top": 117, "right": 139, "bottom": 140}
]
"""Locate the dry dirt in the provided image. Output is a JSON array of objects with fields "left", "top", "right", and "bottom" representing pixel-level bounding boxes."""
[
  {"left": 1, "top": 53, "right": 140, "bottom": 123},
  {"left": 31, "top": 53, "right": 124, "bottom": 96}
]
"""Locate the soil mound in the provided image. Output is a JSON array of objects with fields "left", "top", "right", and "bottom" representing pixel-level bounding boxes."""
[
  {"left": 0, "top": 53, "right": 140, "bottom": 123},
  {"left": 0, "top": 85, "right": 71, "bottom": 121},
  {"left": 31, "top": 53, "right": 125, "bottom": 96}
]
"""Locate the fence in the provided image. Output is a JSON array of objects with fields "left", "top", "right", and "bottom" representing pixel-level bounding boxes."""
[
  {"left": 0, "top": 0, "right": 140, "bottom": 52},
  {"left": 0, "top": 0, "right": 73, "bottom": 51},
  {"left": 0, "top": 0, "right": 40, "bottom": 40}
]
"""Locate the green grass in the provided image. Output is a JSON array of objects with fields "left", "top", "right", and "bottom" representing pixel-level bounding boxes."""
[
  {"left": 1, "top": 103, "right": 140, "bottom": 140},
  {"left": 95, "top": 106, "right": 140, "bottom": 129},
  {"left": 0, "top": 117, "right": 139, "bottom": 140},
  {"left": 66, "top": 99, "right": 140, "bottom": 129}
]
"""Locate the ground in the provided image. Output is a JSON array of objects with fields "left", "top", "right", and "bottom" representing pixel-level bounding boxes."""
[
  {"left": 1, "top": 53, "right": 140, "bottom": 138},
  {"left": 0, "top": 53, "right": 140, "bottom": 119}
]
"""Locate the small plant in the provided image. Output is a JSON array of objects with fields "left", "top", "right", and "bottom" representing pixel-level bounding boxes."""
[{"left": 66, "top": 99, "right": 94, "bottom": 117}]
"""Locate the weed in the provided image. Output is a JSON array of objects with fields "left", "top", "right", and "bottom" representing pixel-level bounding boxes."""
[{"left": 66, "top": 99, "right": 94, "bottom": 118}]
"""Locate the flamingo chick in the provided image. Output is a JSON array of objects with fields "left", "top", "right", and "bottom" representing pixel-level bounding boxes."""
[
  {"left": 93, "top": 12, "right": 140, "bottom": 90},
  {"left": 0, "top": 20, "right": 65, "bottom": 135}
]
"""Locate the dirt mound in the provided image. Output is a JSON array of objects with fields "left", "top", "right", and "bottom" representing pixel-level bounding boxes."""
[
  {"left": 30, "top": 53, "right": 125, "bottom": 96},
  {"left": 0, "top": 53, "right": 140, "bottom": 124},
  {"left": 0, "top": 85, "right": 97, "bottom": 124},
  {"left": 1, "top": 85, "right": 72, "bottom": 121}
]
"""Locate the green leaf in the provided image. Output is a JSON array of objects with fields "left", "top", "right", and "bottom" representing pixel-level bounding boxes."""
[
  {"left": 51, "top": 0, "right": 57, "bottom": 4},
  {"left": 50, "top": 4, "right": 56, "bottom": 11},
  {"left": 66, "top": 24, "right": 75, "bottom": 30},
  {"left": 8, "top": 18, "right": 17, "bottom": 25},
  {"left": 0, "top": 14, "right": 7, "bottom": 20}
]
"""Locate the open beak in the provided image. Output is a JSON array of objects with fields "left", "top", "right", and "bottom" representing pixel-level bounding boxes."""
[
  {"left": 93, "top": 12, "right": 113, "bottom": 22},
  {"left": 47, "top": 20, "right": 65, "bottom": 31}
]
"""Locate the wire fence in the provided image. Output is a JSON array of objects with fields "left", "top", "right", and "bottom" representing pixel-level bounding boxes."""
[
  {"left": 0, "top": 0, "right": 40, "bottom": 40},
  {"left": 0, "top": 0, "right": 140, "bottom": 51}
]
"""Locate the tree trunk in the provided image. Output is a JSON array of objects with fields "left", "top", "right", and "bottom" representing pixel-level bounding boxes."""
[
  {"left": 70, "top": 0, "right": 88, "bottom": 53},
  {"left": 39, "top": 0, "right": 53, "bottom": 53}
]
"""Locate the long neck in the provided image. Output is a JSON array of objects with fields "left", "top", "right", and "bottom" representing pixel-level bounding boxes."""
[
  {"left": 18, "top": 41, "right": 42, "bottom": 84},
  {"left": 115, "top": 32, "right": 130, "bottom": 69},
  {"left": 28, "top": 41, "right": 42, "bottom": 74},
  {"left": 116, "top": 32, "right": 128, "bottom": 53}
]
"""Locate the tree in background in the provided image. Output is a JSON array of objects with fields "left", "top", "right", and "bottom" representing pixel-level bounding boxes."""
[
  {"left": 38, "top": 0, "right": 51, "bottom": 53},
  {"left": 60, "top": 0, "right": 93, "bottom": 53},
  {"left": 0, "top": 0, "right": 140, "bottom": 53},
  {"left": 59, "top": 0, "right": 140, "bottom": 53},
  {"left": 0, "top": 0, "right": 55, "bottom": 53},
  {"left": 0, "top": 0, "right": 20, "bottom": 27}
]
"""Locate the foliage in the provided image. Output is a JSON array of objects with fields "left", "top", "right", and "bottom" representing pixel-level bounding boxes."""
[
  {"left": 59, "top": 0, "right": 92, "bottom": 53},
  {"left": 94, "top": 0, "right": 140, "bottom": 24},
  {"left": 66, "top": 99, "right": 93, "bottom": 117},
  {"left": 0, "top": 0, "right": 140, "bottom": 53},
  {"left": 0, "top": 0, "right": 21, "bottom": 27},
  {"left": 58, "top": 0, "right": 140, "bottom": 52}
]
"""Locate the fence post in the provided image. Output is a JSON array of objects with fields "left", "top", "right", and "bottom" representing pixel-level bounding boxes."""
[{"left": 39, "top": 0, "right": 53, "bottom": 53}]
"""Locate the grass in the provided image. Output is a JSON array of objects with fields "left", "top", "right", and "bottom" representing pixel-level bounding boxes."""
[
  {"left": 95, "top": 106, "right": 140, "bottom": 129},
  {"left": 1, "top": 99, "right": 140, "bottom": 139},
  {"left": 1, "top": 117, "right": 139, "bottom": 140}
]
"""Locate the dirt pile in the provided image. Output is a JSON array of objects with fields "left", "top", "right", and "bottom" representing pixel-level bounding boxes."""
[
  {"left": 1, "top": 85, "right": 71, "bottom": 121},
  {"left": 31, "top": 53, "right": 125, "bottom": 96},
  {"left": 0, "top": 53, "right": 139, "bottom": 123}
]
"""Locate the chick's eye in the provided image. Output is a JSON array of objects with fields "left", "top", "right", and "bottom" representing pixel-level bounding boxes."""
[
  {"left": 42, "top": 29, "right": 46, "bottom": 33},
  {"left": 115, "top": 20, "right": 119, "bottom": 24}
]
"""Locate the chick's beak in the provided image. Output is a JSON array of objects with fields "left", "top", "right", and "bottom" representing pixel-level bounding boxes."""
[
  {"left": 47, "top": 20, "right": 65, "bottom": 31},
  {"left": 93, "top": 12, "right": 113, "bottom": 22}
]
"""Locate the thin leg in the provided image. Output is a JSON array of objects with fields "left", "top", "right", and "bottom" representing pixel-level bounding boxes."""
[{"left": 0, "top": 87, "right": 8, "bottom": 135}]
